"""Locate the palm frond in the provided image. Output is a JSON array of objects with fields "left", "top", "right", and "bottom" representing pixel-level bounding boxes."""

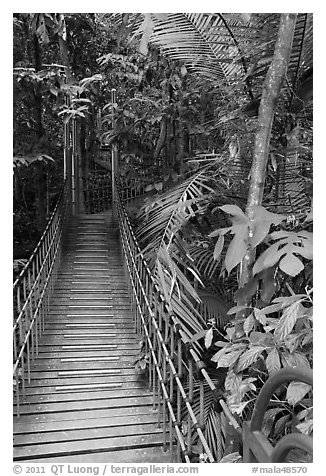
[
  {"left": 136, "top": 168, "right": 214, "bottom": 262},
  {"left": 180, "top": 381, "right": 227, "bottom": 461}
]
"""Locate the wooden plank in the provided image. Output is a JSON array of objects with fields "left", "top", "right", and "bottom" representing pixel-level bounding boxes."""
[
  {"left": 13, "top": 395, "right": 154, "bottom": 415},
  {"left": 38, "top": 345, "right": 138, "bottom": 354},
  {"left": 37, "top": 350, "right": 138, "bottom": 358},
  {"left": 14, "top": 405, "right": 155, "bottom": 426},
  {"left": 27, "top": 368, "right": 136, "bottom": 379},
  {"left": 14, "top": 413, "right": 161, "bottom": 435},
  {"left": 13, "top": 432, "right": 166, "bottom": 460},
  {"left": 17, "top": 446, "right": 173, "bottom": 463},
  {"left": 18, "top": 388, "right": 151, "bottom": 405},
  {"left": 22, "top": 446, "right": 176, "bottom": 464},
  {"left": 23, "top": 373, "right": 143, "bottom": 387},
  {"left": 21, "top": 380, "right": 148, "bottom": 396},
  {"left": 14, "top": 422, "right": 162, "bottom": 447}
]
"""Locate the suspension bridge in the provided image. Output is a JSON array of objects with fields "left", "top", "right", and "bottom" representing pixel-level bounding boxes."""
[{"left": 13, "top": 160, "right": 313, "bottom": 464}]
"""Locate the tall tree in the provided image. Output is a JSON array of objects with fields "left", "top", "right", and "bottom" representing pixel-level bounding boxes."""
[{"left": 235, "top": 13, "right": 297, "bottom": 332}]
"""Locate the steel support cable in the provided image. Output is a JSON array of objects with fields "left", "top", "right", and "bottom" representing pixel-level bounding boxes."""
[
  {"left": 116, "top": 195, "right": 215, "bottom": 462},
  {"left": 115, "top": 184, "right": 242, "bottom": 438}
]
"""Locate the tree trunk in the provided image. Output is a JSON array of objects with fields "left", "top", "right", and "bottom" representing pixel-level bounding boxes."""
[
  {"left": 235, "top": 14, "right": 297, "bottom": 331},
  {"left": 154, "top": 116, "right": 167, "bottom": 165},
  {"left": 33, "top": 33, "right": 46, "bottom": 232}
]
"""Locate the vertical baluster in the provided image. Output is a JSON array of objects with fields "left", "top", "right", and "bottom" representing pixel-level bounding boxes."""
[
  {"left": 162, "top": 313, "right": 168, "bottom": 451},
  {"left": 152, "top": 301, "right": 158, "bottom": 412},
  {"left": 35, "top": 249, "right": 40, "bottom": 356},
  {"left": 177, "top": 337, "right": 182, "bottom": 462},
  {"left": 187, "top": 359, "right": 194, "bottom": 459},
  {"left": 28, "top": 268, "right": 34, "bottom": 361},
  {"left": 156, "top": 302, "right": 164, "bottom": 428},
  {"left": 21, "top": 352, "right": 25, "bottom": 398},
  {"left": 169, "top": 326, "right": 175, "bottom": 458},
  {"left": 18, "top": 315, "right": 23, "bottom": 357},
  {"left": 199, "top": 380, "right": 205, "bottom": 458},
  {"left": 16, "top": 285, "right": 21, "bottom": 327},
  {"left": 41, "top": 240, "right": 46, "bottom": 332},
  {"left": 13, "top": 329, "right": 18, "bottom": 363},
  {"left": 26, "top": 336, "right": 31, "bottom": 383},
  {"left": 14, "top": 367, "right": 20, "bottom": 418}
]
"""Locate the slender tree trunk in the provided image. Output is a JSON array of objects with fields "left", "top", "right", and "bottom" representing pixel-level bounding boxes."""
[
  {"left": 58, "top": 23, "right": 77, "bottom": 213},
  {"left": 154, "top": 116, "right": 167, "bottom": 166},
  {"left": 33, "top": 33, "right": 46, "bottom": 232},
  {"left": 236, "top": 14, "right": 297, "bottom": 331}
]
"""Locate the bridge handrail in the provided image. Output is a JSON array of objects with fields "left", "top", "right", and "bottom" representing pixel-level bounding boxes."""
[
  {"left": 115, "top": 181, "right": 241, "bottom": 462},
  {"left": 13, "top": 181, "right": 69, "bottom": 417}
]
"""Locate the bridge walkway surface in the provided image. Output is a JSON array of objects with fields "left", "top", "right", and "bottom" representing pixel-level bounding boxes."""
[{"left": 13, "top": 212, "right": 172, "bottom": 463}]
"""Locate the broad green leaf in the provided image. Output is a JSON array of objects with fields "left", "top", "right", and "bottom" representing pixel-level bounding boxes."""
[
  {"left": 215, "top": 341, "right": 229, "bottom": 348},
  {"left": 281, "top": 351, "right": 311, "bottom": 369},
  {"left": 213, "top": 233, "right": 224, "bottom": 261},
  {"left": 253, "top": 205, "right": 287, "bottom": 226},
  {"left": 209, "top": 226, "right": 231, "bottom": 238},
  {"left": 263, "top": 407, "right": 284, "bottom": 436},
  {"left": 216, "top": 349, "right": 244, "bottom": 369},
  {"left": 204, "top": 328, "right": 213, "bottom": 349},
  {"left": 251, "top": 220, "right": 271, "bottom": 248},
  {"left": 274, "top": 301, "right": 303, "bottom": 341},
  {"left": 286, "top": 382, "right": 312, "bottom": 405},
  {"left": 229, "top": 400, "right": 251, "bottom": 415},
  {"left": 236, "top": 346, "right": 266, "bottom": 372},
  {"left": 224, "top": 369, "right": 241, "bottom": 393},
  {"left": 227, "top": 304, "right": 250, "bottom": 315},
  {"left": 154, "top": 182, "right": 163, "bottom": 191},
  {"left": 260, "top": 267, "right": 277, "bottom": 303},
  {"left": 243, "top": 313, "right": 255, "bottom": 336},
  {"left": 274, "top": 415, "right": 290, "bottom": 436},
  {"left": 296, "top": 419, "right": 313, "bottom": 435},
  {"left": 219, "top": 452, "right": 242, "bottom": 463},
  {"left": 225, "top": 225, "right": 248, "bottom": 273},
  {"left": 253, "top": 242, "right": 286, "bottom": 275},
  {"left": 292, "top": 243, "right": 313, "bottom": 260},
  {"left": 220, "top": 204, "right": 247, "bottom": 219},
  {"left": 265, "top": 348, "right": 281, "bottom": 375},
  {"left": 279, "top": 253, "right": 304, "bottom": 277},
  {"left": 249, "top": 331, "right": 273, "bottom": 346},
  {"left": 253, "top": 308, "right": 267, "bottom": 325},
  {"left": 262, "top": 303, "right": 283, "bottom": 314},
  {"left": 250, "top": 206, "right": 286, "bottom": 248}
]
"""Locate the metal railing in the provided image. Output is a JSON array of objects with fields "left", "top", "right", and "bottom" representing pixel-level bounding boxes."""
[
  {"left": 115, "top": 181, "right": 241, "bottom": 462},
  {"left": 13, "top": 182, "right": 69, "bottom": 417}
]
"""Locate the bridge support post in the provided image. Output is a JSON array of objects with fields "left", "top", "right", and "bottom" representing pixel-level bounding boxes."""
[{"left": 111, "top": 89, "right": 118, "bottom": 222}]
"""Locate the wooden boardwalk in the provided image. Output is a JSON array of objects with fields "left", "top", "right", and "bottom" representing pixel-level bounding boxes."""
[{"left": 13, "top": 213, "right": 172, "bottom": 463}]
